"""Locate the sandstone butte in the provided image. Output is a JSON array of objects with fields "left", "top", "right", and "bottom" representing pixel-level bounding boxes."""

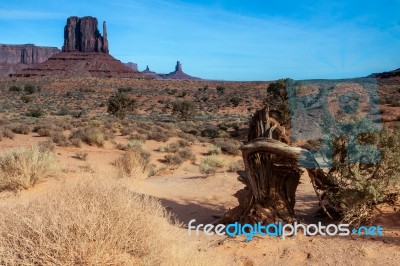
[{"left": 14, "top": 16, "right": 150, "bottom": 79}]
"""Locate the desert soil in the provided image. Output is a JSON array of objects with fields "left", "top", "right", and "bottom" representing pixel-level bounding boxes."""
[{"left": 0, "top": 132, "right": 398, "bottom": 266}]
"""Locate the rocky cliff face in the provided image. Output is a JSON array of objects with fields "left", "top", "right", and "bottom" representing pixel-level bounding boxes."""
[
  {"left": 62, "top": 16, "right": 109, "bottom": 53},
  {"left": 0, "top": 44, "right": 60, "bottom": 76}
]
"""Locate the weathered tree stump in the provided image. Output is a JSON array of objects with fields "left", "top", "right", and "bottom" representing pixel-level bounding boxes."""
[{"left": 215, "top": 106, "right": 307, "bottom": 224}]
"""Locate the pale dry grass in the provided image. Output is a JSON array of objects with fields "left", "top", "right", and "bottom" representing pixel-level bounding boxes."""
[
  {"left": 0, "top": 146, "right": 59, "bottom": 192},
  {"left": 0, "top": 178, "right": 228, "bottom": 265},
  {"left": 200, "top": 155, "right": 225, "bottom": 175},
  {"left": 113, "top": 149, "right": 150, "bottom": 179}
]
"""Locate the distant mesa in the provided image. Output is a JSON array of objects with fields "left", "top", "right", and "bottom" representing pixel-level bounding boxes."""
[
  {"left": 125, "top": 62, "right": 138, "bottom": 71},
  {"left": 367, "top": 68, "right": 400, "bottom": 80},
  {"left": 0, "top": 44, "right": 60, "bottom": 76},
  {"left": 141, "top": 61, "right": 201, "bottom": 80},
  {"left": 10, "top": 16, "right": 200, "bottom": 79},
  {"left": 14, "top": 16, "right": 149, "bottom": 79}
]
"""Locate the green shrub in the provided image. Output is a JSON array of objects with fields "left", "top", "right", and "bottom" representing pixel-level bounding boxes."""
[
  {"left": 9, "top": 86, "right": 21, "bottom": 92},
  {"left": 264, "top": 79, "right": 291, "bottom": 126},
  {"left": 201, "top": 128, "right": 219, "bottom": 138},
  {"left": 20, "top": 95, "right": 32, "bottom": 103},
  {"left": 26, "top": 108, "right": 44, "bottom": 118},
  {"left": 172, "top": 100, "right": 196, "bottom": 121},
  {"left": 317, "top": 121, "right": 400, "bottom": 225},
  {"left": 107, "top": 93, "right": 136, "bottom": 119},
  {"left": 230, "top": 96, "right": 242, "bottom": 107},
  {"left": 24, "top": 84, "right": 39, "bottom": 94},
  {"left": 58, "top": 106, "right": 71, "bottom": 116},
  {"left": 216, "top": 86, "right": 225, "bottom": 95}
]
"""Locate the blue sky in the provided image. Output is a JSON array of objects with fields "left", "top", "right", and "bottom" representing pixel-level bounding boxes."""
[{"left": 0, "top": 0, "right": 399, "bottom": 80}]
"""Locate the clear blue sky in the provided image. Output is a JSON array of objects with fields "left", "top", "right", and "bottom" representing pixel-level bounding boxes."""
[{"left": 0, "top": 0, "right": 399, "bottom": 80}]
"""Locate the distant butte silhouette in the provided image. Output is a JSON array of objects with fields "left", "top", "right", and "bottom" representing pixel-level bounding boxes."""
[
  {"left": 14, "top": 16, "right": 149, "bottom": 78},
  {"left": 142, "top": 61, "right": 201, "bottom": 80}
]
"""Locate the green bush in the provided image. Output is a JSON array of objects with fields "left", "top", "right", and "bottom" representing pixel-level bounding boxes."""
[
  {"left": 216, "top": 86, "right": 225, "bottom": 95},
  {"left": 20, "top": 95, "right": 32, "bottom": 103},
  {"left": 9, "top": 86, "right": 21, "bottom": 92},
  {"left": 107, "top": 93, "right": 136, "bottom": 119},
  {"left": 172, "top": 100, "right": 196, "bottom": 121},
  {"left": 24, "top": 84, "right": 39, "bottom": 94},
  {"left": 230, "top": 96, "right": 242, "bottom": 107},
  {"left": 317, "top": 120, "right": 400, "bottom": 225},
  {"left": 264, "top": 79, "right": 291, "bottom": 126},
  {"left": 26, "top": 108, "right": 44, "bottom": 118}
]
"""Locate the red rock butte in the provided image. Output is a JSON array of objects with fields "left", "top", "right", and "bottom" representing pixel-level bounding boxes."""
[{"left": 14, "top": 16, "right": 150, "bottom": 79}]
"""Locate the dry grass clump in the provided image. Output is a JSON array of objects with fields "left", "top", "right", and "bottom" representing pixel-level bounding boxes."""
[
  {"left": 74, "top": 151, "right": 88, "bottom": 161},
  {"left": 207, "top": 145, "right": 222, "bottom": 155},
  {"left": 161, "top": 142, "right": 196, "bottom": 166},
  {"left": 147, "top": 131, "right": 171, "bottom": 142},
  {"left": 227, "top": 160, "right": 245, "bottom": 172},
  {"left": 11, "top": 123, "right": 31, "bottom": 134},
  {"left": 113, "top": 148, "right": 150, "bottom": 178},
  {"left": 1, "top": 128, "right": 15, "bottom": 139},
  {"left": 129, "top": 133, "right": 148, "bottom": 142},
  {"left": 200, "top": 155, "right": 225, "bottom": 175},
  {"left": 71, "top": 126, "right": 114, "bottom": 147},
  {"left": 51, "top": 131, "right": 70, "bottom": 147},
  {"left": 116, "top": 140, "right": 144, "bottom": 151},
  {"left": 33, "top": 123, "right": 64, "bottom": 137},
  {"left": 159, "top": 142, "right": 180, "bottom": 153},
  {"left": 164, "top": 154, "right": 185, "bottom": 165},
  {"left": 0, "top": 146, "right": 59, "bottom": 192},
  {"left": 120, "top": 126, "right": 135, "bottom": 136},
  {"left": 38, "top": 140, "right": 56, "bottom": 152},
  {"left": 0, "top": 179, "right": 228, "bottom": 265}
]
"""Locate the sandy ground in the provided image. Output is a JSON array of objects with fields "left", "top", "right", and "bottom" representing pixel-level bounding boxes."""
[{"left": 0, "top": 133, "right": 399, "bottom": 265}]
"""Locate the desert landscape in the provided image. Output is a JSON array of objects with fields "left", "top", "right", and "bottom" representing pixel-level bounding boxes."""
[{"left": 0, "top": 3, "right": 399, "bottom": 266}]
